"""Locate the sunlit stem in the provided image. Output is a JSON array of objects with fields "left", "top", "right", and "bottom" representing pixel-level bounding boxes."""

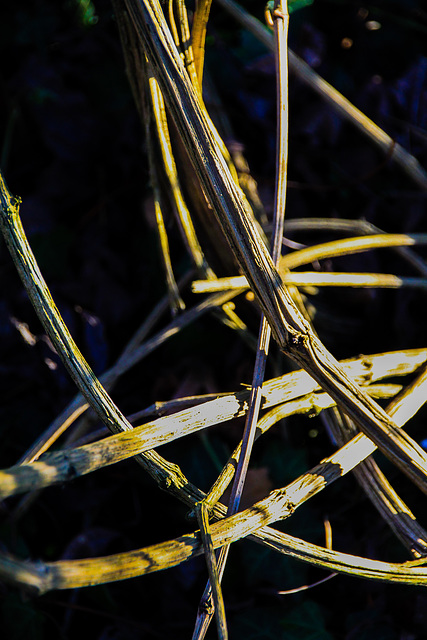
[{"left": 191, "top": 2, "right": 290, "bottom": 637}]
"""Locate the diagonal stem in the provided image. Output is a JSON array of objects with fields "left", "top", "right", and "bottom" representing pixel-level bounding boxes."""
[{"left": 122, "top": 0, "right": 427, "bottom": 496}]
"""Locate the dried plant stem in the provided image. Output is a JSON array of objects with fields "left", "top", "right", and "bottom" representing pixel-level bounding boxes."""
[
  {"left": 199, "top": 384, "right": 400, "bottom": 514},
  {"left": 229, "top": 0, "right": 290, "bottom": 514},
  {"left": 193, "top": 6, "right": 292, "bottom": 631},
  {"left": 19, "top": 270, "right": 191, "bottom": 464},
  {"left": 1, "top": 361, "right": 427, "bottom": 595},
  {"left": 282, "top": 218, "right": 427, "bottom": 277},
  {"left": 147, "top": 74, "right": 186, "bottom": 314},
  {"left": 192, "top": 0, "right": 213, "bottom": 87},
  {"left": 0, "top": 380, "right": 400, "bottom": 500},
  {"left": 195, "top": 502, "right": 228, "bottom": 639},
  {"left": 280, "top": 234, "right": 427, "bottom": 271},
  {"left": 18, "top": 341, "right": 423, "bottom": 478},
  {"left": 214, "top": 0, "right": 427, "bottom": 190},
  {"left": 322, "top": 406, "right": 427, "bottom": 558},
  {"left": 192, "top": 233, "right": 427, "bottom": 292},
  {"left": 18, "top": 279, "right": 235, "bottom": 465},
  {"left": 0, "top": 171, "right": 241, "bottom": 500},
  {"left": 149, "top": 73, "right": 215, "bottom": 277},
  {"left": 2, "top": 524, "right": 427, "bottom": 596},
  {"left": 2, "top": 2, "right": 427, "bottom": 618},
  {"left": 2, "top": 164, "right": 427, "bottom": 528},
  {"left": 194, "top": 271, "right": 427, "bottom": 292},
  {"left": 122, "top": 0, "right": 427, "bottom": 498},
  {"left": 173, "top": 0, "right": 199, "bottom": 90}
]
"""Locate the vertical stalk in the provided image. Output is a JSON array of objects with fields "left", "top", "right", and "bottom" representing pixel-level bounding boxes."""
[{"left": 191, "top": 3, "right": 290, "bottom": 637}]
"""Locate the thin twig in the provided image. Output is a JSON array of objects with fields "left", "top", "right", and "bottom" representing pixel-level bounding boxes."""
[
  {"left": 193, "top": 271, "right": 427, "bottom": 292},
  {"left": 192, "top": 4, "right": 291, "bottom": 635},
  {"left": 281, "top": 217, "right": 427, "bottom": 278},
  {"left": 191, "top": 233, "right": 427, "bottom": 292}
]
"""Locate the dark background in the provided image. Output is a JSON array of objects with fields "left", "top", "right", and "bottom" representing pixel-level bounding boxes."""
[{"left": 1, "top": 1, "right": 427, "bottom": 638}]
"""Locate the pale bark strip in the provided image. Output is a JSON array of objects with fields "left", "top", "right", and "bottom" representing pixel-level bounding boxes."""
[
  {"left": 1, "top": 364, "right": 427, "bottom": 595},
  {"left": 0, "top": 379, "right": 408, "bottom": 499}
]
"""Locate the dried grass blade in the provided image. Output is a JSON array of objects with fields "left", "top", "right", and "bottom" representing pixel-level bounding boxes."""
[
  {"left": 195, "top": 502, "right": 228, "bottom": 639},
  {"left": 192, "top": 0, "right": 213, "bottom": 87},
  {"left": 194, "top": 271, "right": 427, "bottom": 292},
  {"left": 283, "top": 218, "right": 427, "bottom": 277},
  {"left": 192, "top": 233, "right": 427, "bottom": 292}
]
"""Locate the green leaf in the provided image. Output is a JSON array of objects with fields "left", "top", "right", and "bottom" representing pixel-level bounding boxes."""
[{"left": 73, "top": 0, "right": 98, "bottom": 26}]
